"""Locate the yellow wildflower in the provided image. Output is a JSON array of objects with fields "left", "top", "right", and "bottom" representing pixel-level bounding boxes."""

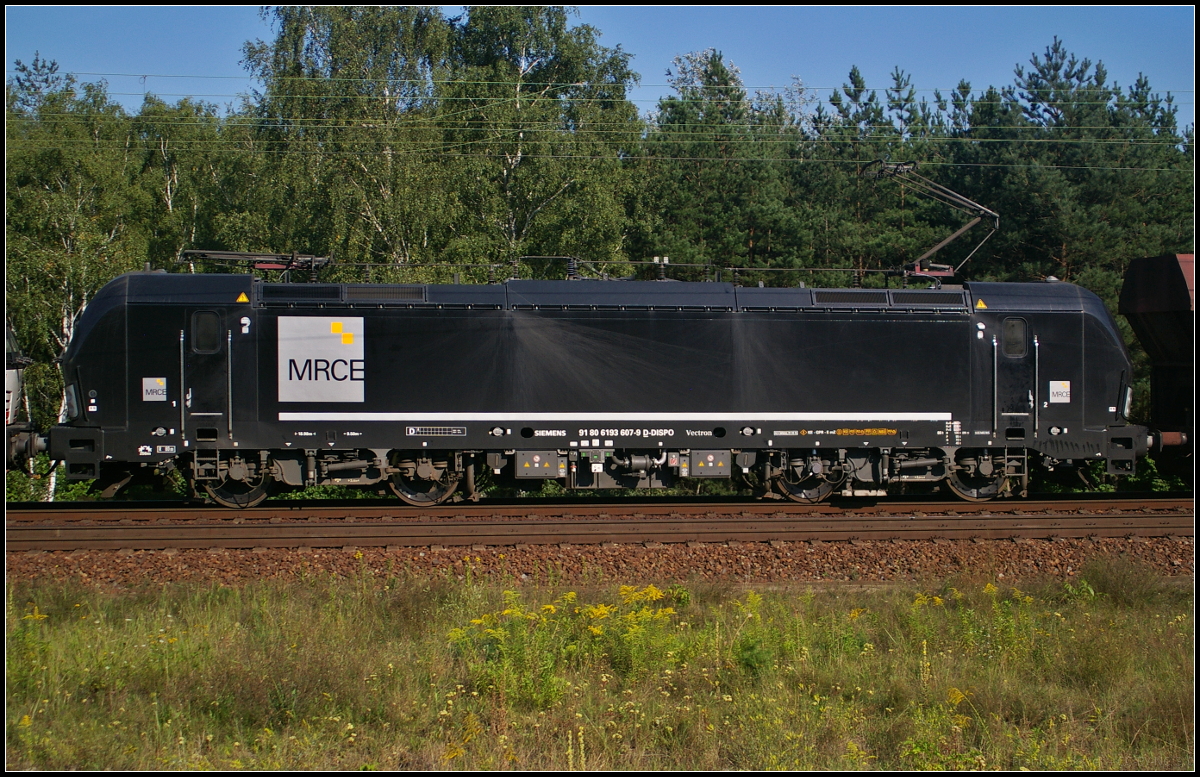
[{"left": 584, "top": 604, "right": 616, "bottom": 620}]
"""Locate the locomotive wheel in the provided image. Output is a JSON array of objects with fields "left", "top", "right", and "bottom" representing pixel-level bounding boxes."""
[
  {"left": 387, "top": 455, "right": 459, "bottom": 506},
  {"left": 774, "top": 476, "right": 836, "bottom": 504},
  {"left": 945, "top": 469, "right": 1006, "bottom": 502},
  {"left": 203, "top": 479, "right": 270, "bottom": 509}
]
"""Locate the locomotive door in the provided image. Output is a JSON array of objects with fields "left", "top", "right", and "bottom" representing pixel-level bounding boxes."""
[
  {"left": 994, "top": 317, "right": 1035, "bottom": 443},
  {"left": 184, "top": 309, "right": 229, "bottom": 443}
]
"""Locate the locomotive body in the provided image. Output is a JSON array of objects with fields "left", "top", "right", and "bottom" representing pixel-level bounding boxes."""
[{"left": 46, "top": 271, "right": 1149, "bottom": 505}]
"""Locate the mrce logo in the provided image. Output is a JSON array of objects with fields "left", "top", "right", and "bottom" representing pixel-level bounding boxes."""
[{"left": 277, "top": 317, "right": 365, "bottom": 403}]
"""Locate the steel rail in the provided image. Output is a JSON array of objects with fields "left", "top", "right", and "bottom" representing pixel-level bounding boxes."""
[
  {"left": 6, "top": 496, "right": 1191, "bottom": 521},
  {"left": 6, "top": 498, "right": 1192, "bottom": 551}
]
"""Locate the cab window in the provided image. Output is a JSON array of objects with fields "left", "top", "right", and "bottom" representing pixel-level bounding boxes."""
[
  {"left": 191, "top": 311, "right": 222, "bottom": 353},
  {"left": 1002, "top": 318, "right": 1027, "bottom": 357}
]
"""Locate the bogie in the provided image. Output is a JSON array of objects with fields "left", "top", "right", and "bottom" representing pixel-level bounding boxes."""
[
  {"left": 479, "top": 445, "right": 1025, "bottom": 503},
  {"left": 386, "top": 450, "right": 462, "bottom": 506}
]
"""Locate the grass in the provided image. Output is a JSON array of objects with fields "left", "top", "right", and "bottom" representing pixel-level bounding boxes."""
[{"left": 6, "top": 556, "right": 1193, "bottom": 770}]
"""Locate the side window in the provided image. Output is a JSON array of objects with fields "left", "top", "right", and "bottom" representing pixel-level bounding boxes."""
[
  {"left": 191, "top": 311, "right": 222, "bottom": 354},
  {"left": 1002, "top": 318, "right": 1027, "bottom": 357}
]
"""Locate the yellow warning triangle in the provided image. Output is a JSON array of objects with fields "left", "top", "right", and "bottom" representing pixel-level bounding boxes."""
[
  {"left": 236, "top": 292, "right": 250, "bottom": 303},
  {"left": 523, "top": 462, "right": 530, "bottom": 467},
  {"left": 975, "top": 298, "right": 987, "bottom": 309}
]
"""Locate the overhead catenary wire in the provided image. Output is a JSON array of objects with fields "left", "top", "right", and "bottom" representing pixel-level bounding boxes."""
[
  {"left": 50, "top": 88, "right": 1195, "bottom": 111},
  {"left": 8, "top": 130, "right": 1188, "bottom": 148},
  {"left": 9, "top": 69, "right": 1193, "bottom": 114},
  {"left": 16, "top": 68, "right": 1195, "bottom": 93},
  {"left": 8, "top": 128, "right": 1192, "bottom": 161},
  {"left": 2, "top": 139, "right": 1189, "bottom": 172},
  {"left": 16, "top": 110, "right": 1193, "bottom": 139},
  {"left": 12, "top": 69, "right": 1190, "bottom": 145},
  {"left": 9, "top": 67, "right": 1191, "bottom": 175},
  {"left": 10, "top": 109, "right": 1193, "bottom": 145}
]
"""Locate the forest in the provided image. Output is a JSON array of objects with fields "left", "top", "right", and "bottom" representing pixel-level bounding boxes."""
[{"left": 5, "top": 6, "right": 1194, "bottom": 432}]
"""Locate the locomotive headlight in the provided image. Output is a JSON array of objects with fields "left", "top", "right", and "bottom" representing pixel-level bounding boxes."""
[
  {"left": 490, "top": 427, "right": 505, "bottom": 437},
  {"left": 64, "top": 384, "right": 80, "bottom": 420},
  {"left": 976, "top": 322, "right": 986, "bottom": 330}
]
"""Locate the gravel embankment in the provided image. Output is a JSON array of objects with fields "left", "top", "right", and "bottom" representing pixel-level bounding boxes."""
[{"left": 6, "top": 535, "right": 1193, "bottom": 587}]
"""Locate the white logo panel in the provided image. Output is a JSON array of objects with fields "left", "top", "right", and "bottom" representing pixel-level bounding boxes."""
[
  {"left": 1048, "top": 380, "right": 1071, "bottom": 404},
  {"left": 142, "top": 377, "right": 168, "bottom": 401},
  {"left": 278, "top": 317, "right": 364, "bottom": 403}
]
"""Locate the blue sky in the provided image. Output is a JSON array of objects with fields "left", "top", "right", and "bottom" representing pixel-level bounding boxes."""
[{"left": 5, "top": 6, "right": 1195, "bottom": 128}]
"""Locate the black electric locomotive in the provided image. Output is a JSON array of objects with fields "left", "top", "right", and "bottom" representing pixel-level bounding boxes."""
[{"left": 37, "top": 269, "right": 1160, "bottom": 507}]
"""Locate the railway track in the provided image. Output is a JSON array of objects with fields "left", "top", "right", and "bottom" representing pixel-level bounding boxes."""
[{"left": 6, "top": 496, "right": 1193, "bottom": 552}]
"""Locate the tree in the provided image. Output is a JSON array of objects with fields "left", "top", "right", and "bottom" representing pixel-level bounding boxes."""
[
  {"left": 6, "top": 59, "right": 149, "bottom": 365},
  {"left": 239, "top": 6, "right": 458, "bottom": 274},
  {"left": 7, "top": 60, "right": 151, "bottom": 498},
  {"left": 133, "top": 96, "right": 227, "bottom": 264},
  {"left": 639, "top": 49, "right": 803, "bottom": 279},
  {"left": 236, "top": 6, "right": 640, "bottom": 279},
  {"left": 438, "top": 6, "right": 640, "bottom": 275},
  {"left": 938, "top": 37, "right": 1193, "bottom": 285},
  {"left": 797, "top": 65, "right": 939, "bottom": 279}
]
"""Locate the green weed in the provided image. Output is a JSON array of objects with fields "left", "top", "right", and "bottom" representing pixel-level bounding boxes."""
[{"left": 6, "top": 574, "right": 1193, "bottom": 770}]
